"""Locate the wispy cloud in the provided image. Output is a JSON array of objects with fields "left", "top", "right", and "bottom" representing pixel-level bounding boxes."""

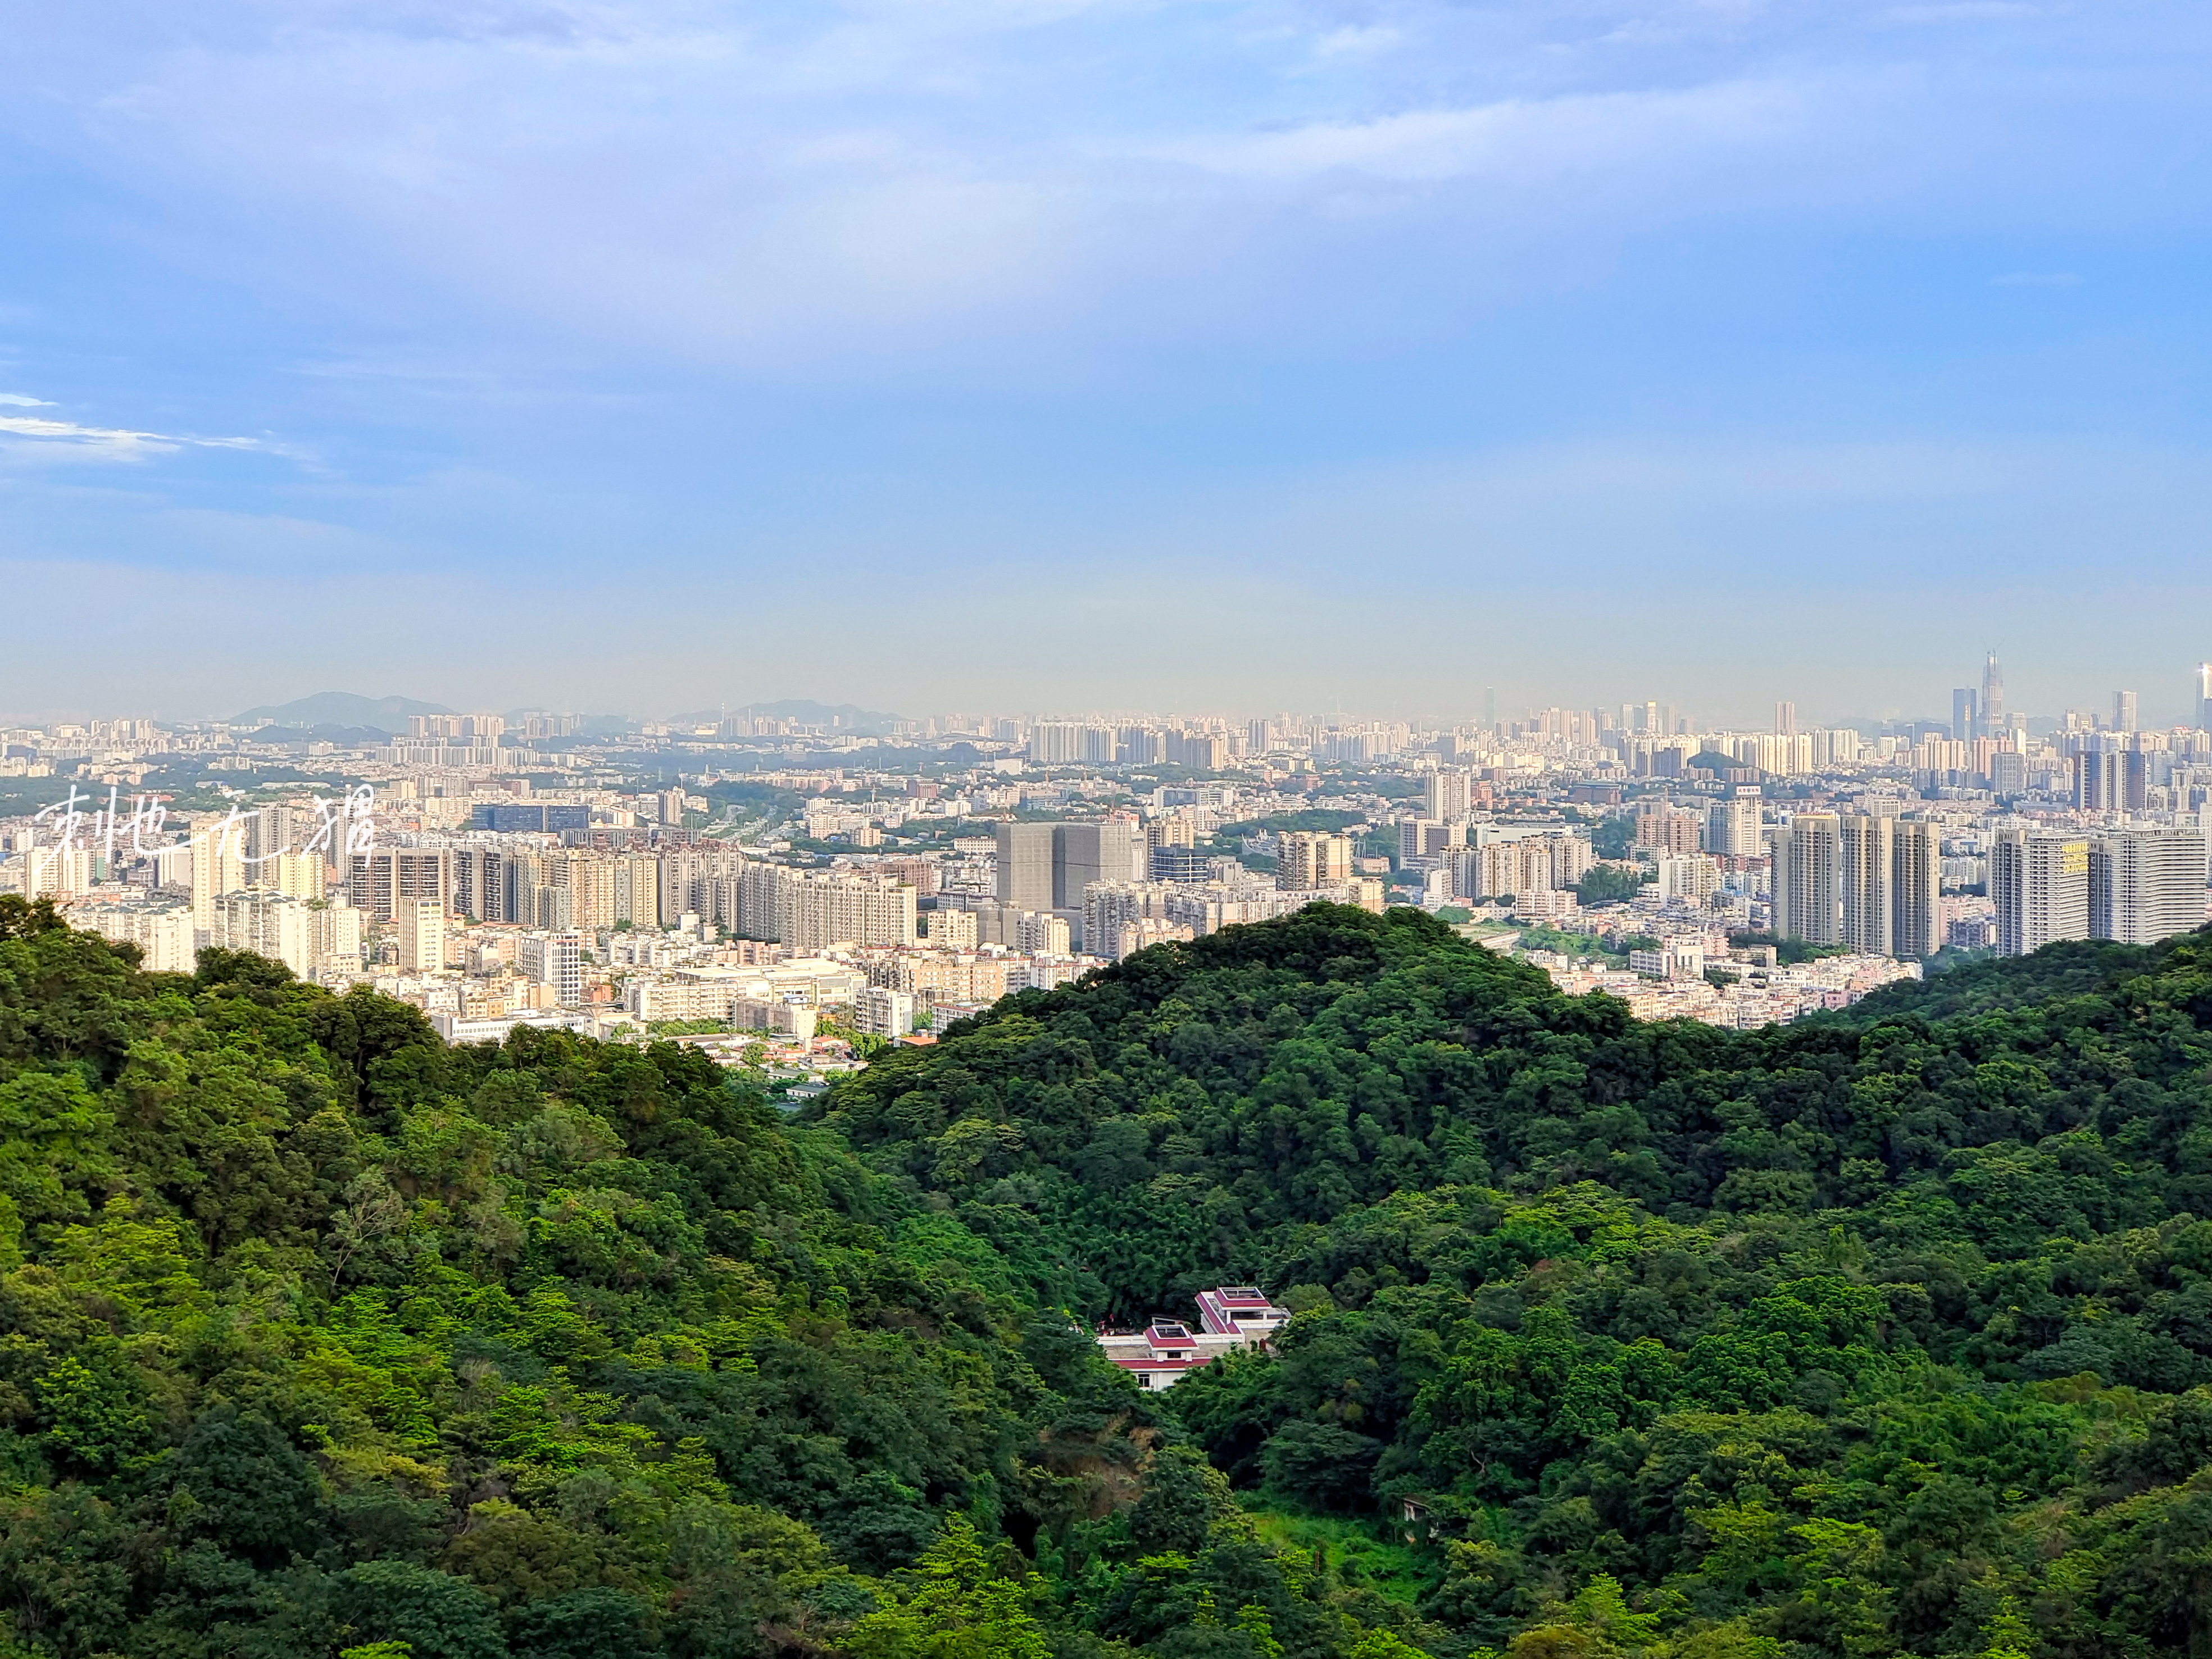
[
  {"left": 0, "top": 393, "right": 56, "bottom": 406},
  {"left": 0, "top": 412, "right": 268, "bottom": 460},
  {"left": 1150, "top": 79, "right": 1805, "bottom": 185}
]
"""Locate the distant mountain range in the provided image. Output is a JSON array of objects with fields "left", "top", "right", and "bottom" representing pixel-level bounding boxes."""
[
  {"left": 234, "top": 692, "right": 455, "bottom": 726},
  {"left": 250, "top": 724, "right": 406, "bottom": 747}
]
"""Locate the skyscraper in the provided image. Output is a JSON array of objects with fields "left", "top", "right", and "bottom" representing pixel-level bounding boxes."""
[
  {"left": 1839, "top": 816, "right": 1893, "bottom": 957},
  {"left": 1951, "top": 688, "right": 1978, "bottom": 743},
  {"left": 1775, "top": 701, "right": 1798, "bottom": 737},
  {"left": 1990, "top": 830, "right": 2089, "bottom": 956},
  {"left": 1892, "top": 821, "right": 1942, "bottom": 958},
  {"left": 2074, "top": 751, "right": 2122, "bottom": 813},
  {"left": 1425, "top": 769, "right": 1473, "bottom": 822},
  {"left": 2090, "top": 828, "right": 2209, "bottom": 945},
  {"left": 2114, "top": 690, "right": 2139, "bottom": 733},
  {"left": 2074, "top": 750, "right": 2147, "bottom": 813},
  {"left": 2196, "top": 663, "right": 2212, "bottom": 732},
  {"left": 1771, "top": 814, "right": 1841, "bottom": 946},
  {"left": 1981, "top": 652, "right": 2005, "bottom": 729}
]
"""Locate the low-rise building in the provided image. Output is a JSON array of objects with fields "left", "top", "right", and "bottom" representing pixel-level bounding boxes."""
[{"left": 1095, "top": 1286, "right": 1290, "bottom": 1390}]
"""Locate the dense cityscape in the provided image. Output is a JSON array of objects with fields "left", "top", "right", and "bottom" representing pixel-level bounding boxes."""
[{"left": 8, "top": 654, "right": 2208, "bottom": 1097}]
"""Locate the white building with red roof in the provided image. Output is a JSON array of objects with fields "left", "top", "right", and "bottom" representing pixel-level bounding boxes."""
[{"left": 1096, "top": 1287, "right": 1291, "bottom": 1390}]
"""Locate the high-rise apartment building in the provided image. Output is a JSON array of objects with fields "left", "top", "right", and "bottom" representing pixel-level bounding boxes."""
[
  {"left": 1833, "top": 815, "right": 1941, "bottom": 960},
  {"left": 2197, "top": 663, "right": 2212, "bottom": 733},
  {"left": 1775, "top": 701, "right": 1797, "bottom": 737},
  {"left": 84, "top": 904, "right": 198, "bottom": 973},
  {"left": 1704, "top": 797, "right": 1763, "bottom": 858},
  {"left": 1449, "top": 834, "right": 1592, "bottom": 902},
  {"left": 519, "top": 933, "right": 585, "bottom": 1006},
  {"left": 1147, "top": 817, "right": 1196, "bottom": 852},
  {"left": 1165, "top": 731, "right": 1228, "bottom": 770},
  {"left": 191, "top": 833, "right": 249, "bottom": 939},
  {"left": 1771, "top": 814, "right": 1842, "bottom": 946},
  {"left": 395, "top": 898, "right": 445, "bottom": 972},
  {"left": 452, "top": 848, "right": 506, "bottom": 922},
  {"left": 1635, "top": 806, "right": 1702, "bottom": 856},
  {"left": 1278, "top": 831, "right": 1355, "bottom": 890},
  {"left": 1398, "top": 818, "right": 1464, "bottom": 862},
  {"left": 1424, "top": 770, "right": 1473, "bottom": 823},
  {"left": 779, "top": 872, "right": 919, "bottom": 952},
  {"left": 2090, "top": 828, "right": 2208, "bottom": 945},
  {"left": 348, "top": 848, "right": 451, "bottom": 923},
  {"left": 921, "top": 906, "right": 979, "bottom": 948},
  {"left": 246, "top": 805, "right": 297, "bottom": 862},
  {"left": 1028, "top": 724, "right": 1117, "bottom": 765},
  {"left": 1892, "top": 821, "right": 1942, "bottom": 959},
  {"left": 208, "top": 892, "right": 361, "bottom": 983},
  {"left": 1119, "top": 728, "right": 1161, "bottom": 766},
  {"left": 1654, "top": 856, "right": 1720, "bottom": 903},
  {"left": 1014, "top": 911, "right": 1073, "bottom": 956},
  {"left": 1838, "top": 816, "right": 1893, "bottom": 957},
  {"left": 2073, "top": 749, "right": 2148, "bottom": 813},
  {"left": 1991, "top": 830, "right": 2090, "bottom": 956},
  {"left": 615, "top": 855, "right": 660, "bottom": 928},
  {"left": 2114, "top": 690, "right": 2140, "bottom": 734},
  {"left": 262, "top": 849, "right": 325, "bottom": 901},
  {"left": 2074, "top": 751, "right": 2118, "bottom": 813},
  {"left": 853, "top": 985, "right": 917, "bottom": 1038}
]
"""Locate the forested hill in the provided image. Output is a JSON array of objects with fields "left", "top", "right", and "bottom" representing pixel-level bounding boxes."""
[
  {"left": 17, "top": 887, "right": 2212, "bottom": 1659},
  {"left": 0, "top": 894, "right": 1433, "bottom": 1659},
  {"left": 825, "top": 903, "right": 2212, "bottom": 1658}
]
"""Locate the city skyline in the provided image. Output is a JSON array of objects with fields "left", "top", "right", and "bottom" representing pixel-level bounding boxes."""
[{"left": 7, "top": 657, "right": 2212, "bottom": 734}]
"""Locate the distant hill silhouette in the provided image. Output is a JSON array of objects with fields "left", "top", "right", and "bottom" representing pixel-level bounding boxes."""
[{"left": 234, "top": 692, "right": 455, "bottom": 725}]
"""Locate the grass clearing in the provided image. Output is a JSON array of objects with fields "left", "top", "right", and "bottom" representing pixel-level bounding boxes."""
[{"left": 1237, "top": 1498, "right": 1438, "bottom": 1605}]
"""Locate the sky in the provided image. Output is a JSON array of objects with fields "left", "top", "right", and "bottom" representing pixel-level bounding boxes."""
[{"left": 2, "top": 0, "right": 2209, "bottom": 727}]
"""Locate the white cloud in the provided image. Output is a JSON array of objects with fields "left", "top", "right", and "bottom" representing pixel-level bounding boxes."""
[
  {"left": 0, "top": 393, "right": 55, "bottom": 406},
  {"left": 0, "top": 0, "right": 2157, "bottom": 367},
  {"left": 0, "top": 413, "right": 266, "bottom": 461},
  {"left": 1149, "top": 79, "right": 1806, "bottom": 185}
]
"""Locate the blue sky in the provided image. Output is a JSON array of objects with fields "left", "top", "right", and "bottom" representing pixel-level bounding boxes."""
[{"left": 2, "top": 0, "right": 2209, "bottom": 724}]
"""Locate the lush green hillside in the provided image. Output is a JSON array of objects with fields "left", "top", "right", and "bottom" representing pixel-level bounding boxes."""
[
  {"left": 20, "top": 885, "right": 2212, "bottom": 1659},
  {"left": 0, "top": 896, "right": 1424, "bottom": 1659},
  {"left": 825, "top": 904, "right": 2212, "bottom": 1658}
]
